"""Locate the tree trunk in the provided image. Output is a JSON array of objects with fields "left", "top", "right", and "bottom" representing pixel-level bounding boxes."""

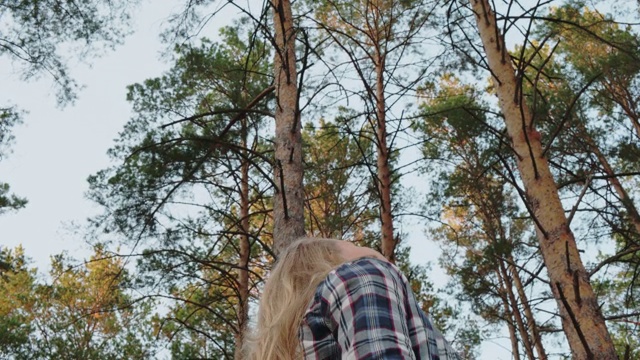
[
  {"left": 375, "top": 53, "right": 396, "bottom": 262},
  {"left": 508, "top": 254, "right": 548, "bottom": 360},
  {"left": 498, "top": 260, "right": 536, "bottom": 360},
  {"left": 469, "top": 1, "right": 617, "bottom": 358},
  {"left": 234, "top": 119, "right": 251, "bottom": 360},
  {"left": 272, "top": 0, "right": 305, "bottom": 255},
  {"left": 498, "top": 269, "right": 522, "bottom": 360}
]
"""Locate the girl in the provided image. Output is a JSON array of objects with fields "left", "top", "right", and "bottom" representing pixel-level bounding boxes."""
[{"left": 246, "top": 237, "right": 458, "bottom": 360}]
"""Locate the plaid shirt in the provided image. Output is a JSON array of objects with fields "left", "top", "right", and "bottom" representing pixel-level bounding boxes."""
[{"left": 300, "top": 258, "right": 459, "bottom": 360}]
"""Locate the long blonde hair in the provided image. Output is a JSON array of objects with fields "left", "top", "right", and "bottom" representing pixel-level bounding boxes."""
[{"left": 245, "top": 237, "right": 345, "bottom": 360}]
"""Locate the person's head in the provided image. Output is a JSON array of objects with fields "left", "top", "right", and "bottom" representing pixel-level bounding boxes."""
[{"left": 245, "top": 237, "right": 385, "bottom": 360}]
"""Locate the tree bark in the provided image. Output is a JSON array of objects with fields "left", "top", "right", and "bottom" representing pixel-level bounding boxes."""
[
  {"left": 469, "top": 1, "right": 617, "bottom": 358},
  {"left": 373, "top": 46, "right": 396, "bottom": 262},
  {"left": 272, "top": 0, "right": 305, "bottom": 255}
]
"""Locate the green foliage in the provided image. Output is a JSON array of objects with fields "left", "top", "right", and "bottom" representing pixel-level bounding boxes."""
[
  {"left": 533, "top": 5, "right": 640, "bottom": 173},
  {"left": 312, "top": 0, "right": 431, "bottom": 46},
  {"left": 302, "top": 118, "right": 378, "bottom": 239},
  {"left": 0, "top": 108, "right": 27, "bottom": 214},
  {"left": 0, "top": 108, "right": 21, "bottom": 157},
  {"left": 41, "top": 1, "right": 640, "bottom": 358},
  {"left": 415, "top": 74, "right": 492, "bottom": 160},
  {"left": 39, "top": 248, "right": 156, "bottom": 360},
  {"left": 0, "top": 246, "right": 37, "bottom": 358},
  {"left": 542, "top": 6, "right": 640, "bottom": 81},
  {"left": 89, "top": 23, "right": 272, "bottom": 235},
  {"left": 87, "top": 20, "right": 274, "bottom": 357},
  {"left": 0, "top": 246, "right": 156, "bottom": 360},
  {"left": 0, "top": 0, "right": 138, "bottom": 104},
  {"left": 153, "top": 281, "right": 237, "bottom": 359},
  {"left": 0, "top": 183, "right": 27, "bottom": 215}
]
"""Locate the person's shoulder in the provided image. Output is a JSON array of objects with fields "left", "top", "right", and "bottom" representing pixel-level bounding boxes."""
[
  {"left": 311, "top": 257, "right": 410, "bottom": 309},
  {"left": 329, "top": 257, "right": 405, "bottom": 284},
  {"left": 309, "top": 258, "right": 408, "bottom": 311}
]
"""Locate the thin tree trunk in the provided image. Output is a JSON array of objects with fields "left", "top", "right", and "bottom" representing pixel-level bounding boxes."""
[
  {"left": 498, "top": 259, "right": 536, "bottom": 360},
  {"left": 469, "top": 1, "right": 617, "bottom": 358},
  {"left": 508, "top": 254, "right": 548, "bottom": 360},
  {"left": 375, "top": 54, "right": 396, "bottom": 262},
  {"left": 272, "top": 0, "right": 305, "bottom": 255},
  {"left": 497, "top": 268, "right": 522, "bottom": 360},
  {"left": 480, "top": 203, "right": 541, "bottom": 359},
  {"left": 497, "top": 214, "right": 548, "bottom": 359},
  {"left": 235, "top": 119, "right": 251, "bottom": 360}
]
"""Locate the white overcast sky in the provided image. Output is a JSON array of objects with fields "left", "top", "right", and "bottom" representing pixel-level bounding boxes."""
[
  {"left": 0, "top": 2, "right": 179, "bottom": 268},
  {"left": 0, "top": 1, "right": 517, "bottom": 358}
]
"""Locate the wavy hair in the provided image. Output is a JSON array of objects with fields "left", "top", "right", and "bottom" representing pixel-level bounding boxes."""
[{"left": 244, "top": 237, "right": 345, "bottom": 360}]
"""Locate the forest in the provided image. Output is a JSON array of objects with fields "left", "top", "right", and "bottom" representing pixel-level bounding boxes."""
[{"left": 0, "top": 0, "right": 639, "bottom": 359}]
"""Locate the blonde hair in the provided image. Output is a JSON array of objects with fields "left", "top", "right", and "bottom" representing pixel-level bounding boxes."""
[{"left": 245, "top": 237, "right": 345, "bottom": 360}]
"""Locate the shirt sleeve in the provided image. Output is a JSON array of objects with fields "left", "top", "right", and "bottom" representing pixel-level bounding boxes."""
[{"left": 320, "top": 259, "right": 419, "bottom": 360}]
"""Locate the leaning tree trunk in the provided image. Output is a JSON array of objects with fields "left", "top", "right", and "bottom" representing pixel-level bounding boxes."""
[
  {"left": 272, "top": 0, "right": 305, "bottom": 255},
  {"left": 469, "top": 0, "right": 617, "bottom": 358}
]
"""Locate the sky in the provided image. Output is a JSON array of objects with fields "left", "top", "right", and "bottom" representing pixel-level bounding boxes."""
[
  {"left": 0, "top": 1, "right": 516, "bottom": 358},
  {"left": 0, "top": 2, "right": 178, "bottom": 268}
]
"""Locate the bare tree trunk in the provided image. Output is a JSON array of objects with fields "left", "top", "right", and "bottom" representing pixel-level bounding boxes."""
[
  {"left": 498, "top": 260, "right": 536, "bottom": 360},
  {"left": 508, "top": 255, "right": 548, "bottom": 360},
  {"left": 469, "top": 1, "right": 617, "bottom": 358},
  {"left": 498, "top": 269, "right": 522, "bottom": 360},
  {"left": 272, "top": 0, "right": 305, "bottom": 255},
  {"left": 375, "top": 54, "right": 396, "bottom": 262},
  {"left": 235, "top": 119, "right": 251, "bottom": 360}
]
